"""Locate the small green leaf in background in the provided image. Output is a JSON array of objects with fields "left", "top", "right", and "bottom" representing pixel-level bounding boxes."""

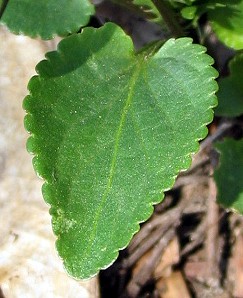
[
  {"left": 180, "top": 0, "right": 240, "bottom": 21},
  {"left": 132, "top": 0, "right": 162, "bottom": 23},
  {"left": 110, "top": 0, "right": 163, "bottom": 24},
  {"left": 208, "top": 0, "right": 243, "bottom": 50},
  {"left": 214, "top": 139, "right": 243, "bottom": 213},
  {"left": 0, "top": 0, "right": 94, "bottom": 39},
  {"left": 23, "top": 23, "right": 218, "bottom": 279},
  {"left": 216, "top": 53, "right": 243, "bottom": 117},
  {"left": 181, "top": 5, "right": 197, "bottom": 20},
  {"left": 180, "top": 1, "right": 220, "bottom": 21}
]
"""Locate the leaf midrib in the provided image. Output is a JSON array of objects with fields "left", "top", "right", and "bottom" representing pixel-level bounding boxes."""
[{"left": 84, "top": 59, "right": 144, "bottom": 258}]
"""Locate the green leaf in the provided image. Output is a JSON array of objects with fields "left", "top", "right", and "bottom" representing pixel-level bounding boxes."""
[
  {"left": 216, "top": 53, "right": 243, "bottom": 117},
  {"left": 208, "top": 0, "right": 243, "bottom": 50},
  {"left": 214, "top": 139, "right": 243, "bottom": 213},
  {"left": 110, "top": 0, "right": 162, "bottom": 24},
  {"left": 23, "top": 23, "right": 218, "bottom": 279},
  {"left": 180, "top": 0, "right": 240, "bottom": 21},
  {"left": 0, "top": 0, "right": 94, "bottom": 39},
  {"left": 132, "top": 0, "right": 162, "bottom": 23},
  {"left": 181, "top": 5, "right": 197, "bottom": 19}
]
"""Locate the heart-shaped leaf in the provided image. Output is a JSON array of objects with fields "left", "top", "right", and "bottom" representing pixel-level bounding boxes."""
[
  {"left": 0, "top": 0, "right": 94, "bottom": 39},
  {"left": 23, "top": 23, "right": 218, "bottom": 279},
  {"left": 216, "top": 53, "right": 243, "bottom": 117},
  {"left": 214, "top": 139, "right": 243, "bottom": 213}
]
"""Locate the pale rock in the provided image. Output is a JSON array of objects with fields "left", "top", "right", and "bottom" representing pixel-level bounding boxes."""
[{"left": 0, "top": 26, "right": 99, "bottom": 298}]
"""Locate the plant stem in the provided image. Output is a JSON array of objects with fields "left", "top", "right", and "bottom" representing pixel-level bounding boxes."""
[
  {"left": 0, "top": 0, "right": 9, "bottom": 20},
  {"left": 151, "top": 0, "right": 184, "bottom": 37}
]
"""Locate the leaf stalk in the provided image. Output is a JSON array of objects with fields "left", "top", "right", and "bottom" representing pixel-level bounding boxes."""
[{"left": 151, "top": 0, "right": 184, "bottom": 37}]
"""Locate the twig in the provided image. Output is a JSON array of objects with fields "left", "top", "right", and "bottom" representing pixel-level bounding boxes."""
[
  {"left": 124, "top": 224, "right": 171, "bottom": 268},
  {"left": 180, "top": 155, "right": 210, "bottom": 177},
  {"left": 125, "top": 229, "right": 177, "bottom": 298},
  {"left": 205, "top": 177, "right": 220, "bottom": 287},
  {"left": 128, "top": 206, "right": 180, "bottom": 254},
  {"left": 181, "top": 218, "right": 207, "bottom": 257},
  {"left": 200, "top": 120, "right": 234, "bottom": 151},
  {"left": 176, "top": 119, "right": 234, "bottom": 182},
  {"left": 180, "top": 120, "right": 234, "bottom": 178},
  {"left": 173, "top": 174, "right": 208, "bottom": 189},
  {"left": 127, "top": 195, "right": 190, "bottom": 258}
]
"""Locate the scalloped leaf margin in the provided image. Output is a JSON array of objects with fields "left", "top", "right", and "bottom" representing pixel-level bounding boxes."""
[
  {"left": 0, "top": 0, "right": 94, "bottom": 39},
  {"left": 23, "top": 23, "right": 218, "bottom": 279}
]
